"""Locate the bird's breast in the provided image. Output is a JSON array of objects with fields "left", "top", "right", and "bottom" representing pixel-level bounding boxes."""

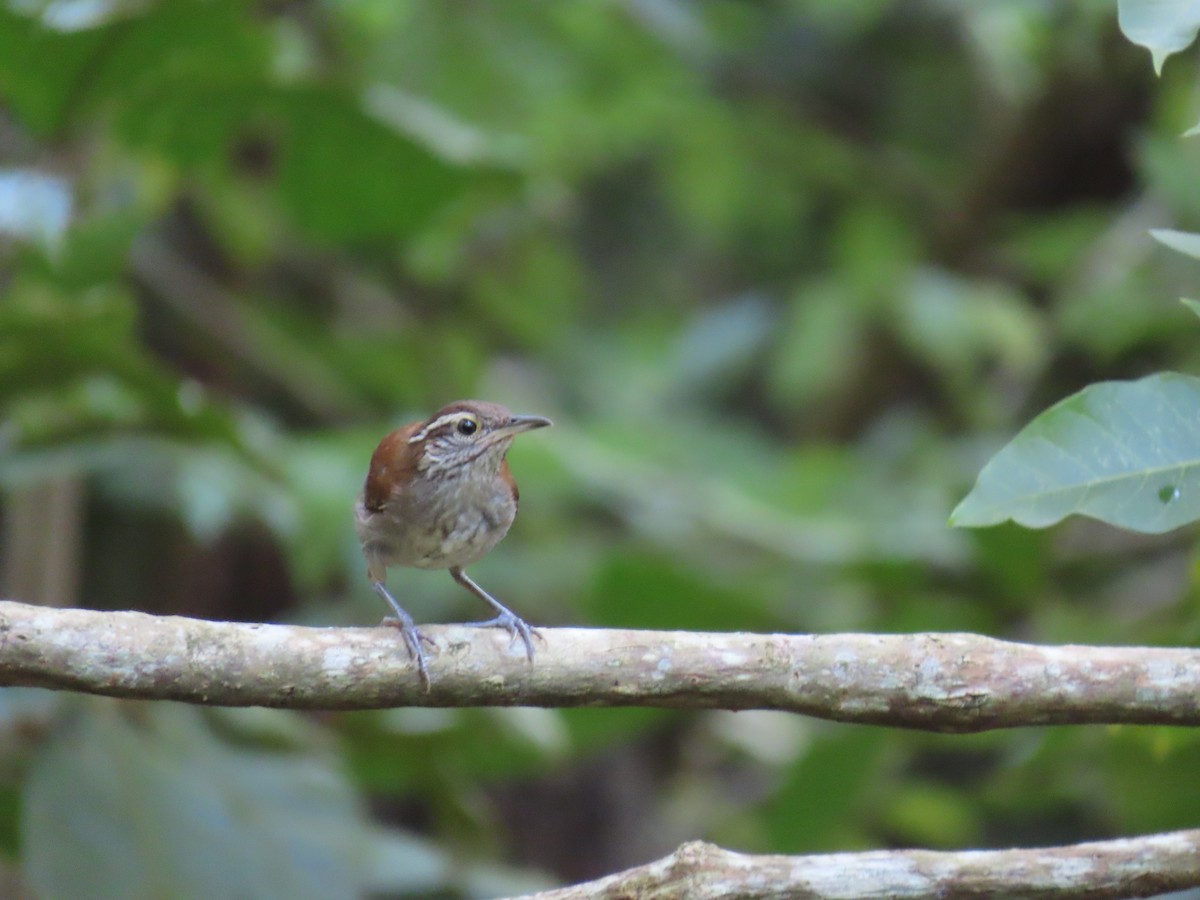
[{"left": 357, "top": 471, "right": 518, "bottom": 570}]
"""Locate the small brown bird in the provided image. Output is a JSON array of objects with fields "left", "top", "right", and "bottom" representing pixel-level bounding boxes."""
[{"left": 355, "top": 400, "right": 552, "bottom": 684}]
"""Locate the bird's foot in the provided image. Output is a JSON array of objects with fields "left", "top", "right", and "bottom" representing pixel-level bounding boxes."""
[
  {"left": 380, "top": 613, "right": 436, "bottom": 690},
  {"left": 463, "top": 610, "right": 539, "bottom": 662}
]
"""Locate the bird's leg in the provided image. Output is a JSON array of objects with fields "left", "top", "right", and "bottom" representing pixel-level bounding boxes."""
[
  {"left": 450, "top": 566, "right": 538, "bottom": 662},
  {"left": 372, "top": 580, "right": 435, "bottom": 689}
]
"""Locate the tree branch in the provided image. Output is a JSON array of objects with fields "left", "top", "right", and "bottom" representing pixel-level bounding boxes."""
[
  {"left": 1, "top": 600, "right": 1197, "bottom": 730},
  {"left": 514, "top": 831, "right": 1200, "bottom": 899}
]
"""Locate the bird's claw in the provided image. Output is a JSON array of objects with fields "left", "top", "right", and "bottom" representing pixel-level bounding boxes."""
[
  {"left": 380, "top": 615, "right": 435, "bottom": 690},
  {"left": 463, "top": 610, "right": 539, "bottom": 662}
]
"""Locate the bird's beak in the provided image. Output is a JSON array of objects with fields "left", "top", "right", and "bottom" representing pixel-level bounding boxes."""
[{"left": 502, "top": 414, "right": 553, "bottom": 436}]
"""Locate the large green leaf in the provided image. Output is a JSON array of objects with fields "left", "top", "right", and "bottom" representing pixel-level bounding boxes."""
[
  {"left": 275, "top": 88, "right": 466, "bottom": 241},
  {"left": 0, "top": 281, "right": 249, "bottom": 453},
  {"left": 1118, "top": 0, "right": 1200, "bottom": 74},
  {"left": 951, "top": 373, "right": 1200, "bottom": 534},
  {"left": 1151, "top": 228, "right": 1200, "bottom": 260},
  {"left": 23, "top": 702, "right": 374, "bottom": 899},
  {"left": 0, "top": 7, "right": 109, "bottom": 134},
  {"left": 761, "top": 728, "right": 886, "bottom": 851},
  {"left": 1103, "top": 728, "right": 1200, "bottom": 834}
]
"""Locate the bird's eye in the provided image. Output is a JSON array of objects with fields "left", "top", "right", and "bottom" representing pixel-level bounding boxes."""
[{"left": 457, "top": 417, "right": 478, "bottom": 436}]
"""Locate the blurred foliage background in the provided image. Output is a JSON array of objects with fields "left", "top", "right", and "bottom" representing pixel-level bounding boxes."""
[{"left": 2, "top": 0, "right": 1200, "bottom": 896}]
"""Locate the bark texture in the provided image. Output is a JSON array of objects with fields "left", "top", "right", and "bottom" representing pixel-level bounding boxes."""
[
  {"left": 514, "top": 832, "right": 1200, "bottom": 899},
  {"left": 0, "top": 600, "right": 1197, "bottom": 730}
]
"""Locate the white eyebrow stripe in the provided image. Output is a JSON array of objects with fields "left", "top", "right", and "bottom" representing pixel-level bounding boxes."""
[{"left": 408, "top": 411, "right": 475, "bottom": 443}]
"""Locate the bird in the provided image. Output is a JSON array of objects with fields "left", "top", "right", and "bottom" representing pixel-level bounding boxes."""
[{"left": 355, "top": 400, "right": 552, "bottom": 686}]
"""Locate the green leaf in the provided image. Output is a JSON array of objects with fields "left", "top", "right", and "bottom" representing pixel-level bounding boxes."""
[
  {"left": 880, "top": 781, "right": 981, "bottom": 848},
  {"left": 275, "top": 88, "right": 465, "bottom": 241},
  {"left": 951, "top": 373, "right": 1200, "bottom": 534},
  {"left": 762, "top": 728, "right": 886, "bottom": 851},
  {"left": 1151, "top": 227, "right": 1200, "bottom": 260},
  {"left": 589, "top": 550, "right": 777, "bottom": 632},
  {"left": 23, "top": 702, "right": 374, "bottom": 899},
  {"left": 0, "top": 281, "right": 250, "bottom": 453},
  {"left": 1118, "top": 0, "right": 1200, "bottom": 74},
  {"left": 1104, "top": 728, "right": 1200, "bottom": 833},
  {"left": 894, "top": 268, "right": 1046, "bottom": 387},
  {"left": 768, "top": 279, "right": 866, "bottom": 407},
  {"left": 1182, "top": 298, "right": 1200, "bottom": 320},
  {"left": 0, "top": 8, "right": 109, "bottom": 134}
]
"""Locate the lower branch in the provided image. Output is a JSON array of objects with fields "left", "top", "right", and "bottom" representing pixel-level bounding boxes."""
[
  {"left": 0, "top": 600, "right": 1197, "bottom": 731},
  {"left": 517, "top": 831, "right": 1200, "bottom": 899}
]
